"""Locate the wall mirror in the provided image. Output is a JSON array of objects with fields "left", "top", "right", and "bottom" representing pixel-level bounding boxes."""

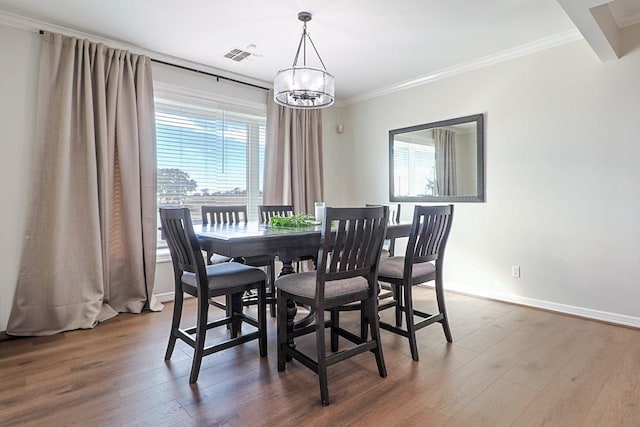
[{"left": 389, "top": 113, "right": 484, "bottom": 202}]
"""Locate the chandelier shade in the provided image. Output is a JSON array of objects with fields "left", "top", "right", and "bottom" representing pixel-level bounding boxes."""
[
  {"left": 273, "top": 67, "right": 335, "bottom": 109},
  {"left": 274, "top": 12, "right": 335, "bottom": 109}
]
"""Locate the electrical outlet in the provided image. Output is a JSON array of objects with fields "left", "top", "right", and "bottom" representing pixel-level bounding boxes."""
[{"left": 511, "top": 266, "right": 521, "bottom": 278}]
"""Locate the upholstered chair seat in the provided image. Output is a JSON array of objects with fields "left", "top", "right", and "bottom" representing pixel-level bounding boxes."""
[
  {"left": 378, "top": 257, "right": 436, "bottom": 279},
  {"left": 276, "top": 271, "right": 369, "bottom": 300}
]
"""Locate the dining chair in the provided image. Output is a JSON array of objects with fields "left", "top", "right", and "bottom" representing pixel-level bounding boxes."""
[
  {"left": 377, "top": 204, "right": 454, "bottom": 361},
  {"left": 258, "top": 204, "right": 294, "bottom": 223},
  {"left": 202, "top": 205, "right": 277, "bottom": 316},
  {"left": 334, "top": 203, "right": 402, "bottom": 340},
  {"left": 366, "top": 203, "right": 401, "bottom": 256},
  {"left": 276, "top": 206, "right": 389, "bottom": 406},
  {"left": 200, "top": 205, "right": 249, "bottom": 265},
  {"left": 258, "top": 203, "right": 316, "bottom": 273},
  {"left": 160, "top": 207, "right": 267, "bottom": 384}
]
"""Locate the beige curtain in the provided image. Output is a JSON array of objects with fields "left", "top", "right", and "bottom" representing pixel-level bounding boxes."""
[
  {"left": 7, "top": 32, "right": 161, "bottom": 336},
  {"left": 263, "top": 89, "right": 324, "bottom": 215},
  {"left": 434, "top": 128, "right": 457, "bottom": 196}
]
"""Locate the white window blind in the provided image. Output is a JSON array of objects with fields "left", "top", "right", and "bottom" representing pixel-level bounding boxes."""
[
  {"left": 155, "top": 98, "right": 265, "bottom": 240},
  {"left": 393, "top": 140, "right": 435, "bottom": 196}
]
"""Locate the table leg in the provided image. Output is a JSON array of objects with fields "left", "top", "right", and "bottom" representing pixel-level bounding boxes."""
[
  {"left": 277, "top": 259, "right": 297, "bottom": 361},
  {"left": 280, "top": 259, "right": 296, "bottom": 275}
]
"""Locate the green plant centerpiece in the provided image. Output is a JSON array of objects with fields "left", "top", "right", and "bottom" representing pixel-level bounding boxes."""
[{"left": 269, "top": 214, "right": 316, "bottom": 227}]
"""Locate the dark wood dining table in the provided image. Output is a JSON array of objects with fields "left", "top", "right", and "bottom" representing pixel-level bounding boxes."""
[
  {"left": 195, "top": 221, "right": 411, "bottom": 346},
  {"left": 195, "top": 221, "right": 411, "bottom": 275}
]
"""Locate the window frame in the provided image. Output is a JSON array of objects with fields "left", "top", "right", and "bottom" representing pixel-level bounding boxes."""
[{"left": 153, "top": 82, "right": 267, "bottom": 258}]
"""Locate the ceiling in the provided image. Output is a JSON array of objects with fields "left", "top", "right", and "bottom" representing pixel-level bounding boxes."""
[{"left": 0, "top": 0, "right": 638, "bottom": 104}]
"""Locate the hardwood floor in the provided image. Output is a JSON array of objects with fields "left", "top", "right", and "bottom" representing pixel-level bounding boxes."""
[{"left": 2, "top": 288, "right": 639, "bottom": 426}]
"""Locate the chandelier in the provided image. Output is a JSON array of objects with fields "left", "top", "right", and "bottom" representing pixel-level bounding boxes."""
[{"left": 273, "top": 11, "right": 335, "bottom": 109}]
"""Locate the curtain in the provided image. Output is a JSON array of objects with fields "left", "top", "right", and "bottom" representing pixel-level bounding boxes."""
[
  {"left": 263, "top": 89, "right": 324, "bottom": 215},
  {"left": 434, "top": 128, "right": 457, "bottom": 196},
  {"left": 7, "top": 32, "right": 161, "bottom": 336}
]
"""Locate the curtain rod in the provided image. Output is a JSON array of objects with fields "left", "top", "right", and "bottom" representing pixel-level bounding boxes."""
[
  {"left": 150, "top": 59, "right": 270, "bottom": 91},
  {"left": 38, "top": 30, "right": 270, "bottom": 92}
]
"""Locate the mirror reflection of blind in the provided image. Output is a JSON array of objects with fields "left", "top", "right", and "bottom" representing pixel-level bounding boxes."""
[
  {"left": 155, "top": 100, "right": 265, "bottom": 225},
  {"left": 394, "top": 141, "right": 435, "bottom": 196}
]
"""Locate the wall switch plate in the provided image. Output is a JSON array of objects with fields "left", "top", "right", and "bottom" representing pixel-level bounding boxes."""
[{"left": 512, "top": 266, "right": 521, "bottom": 278}]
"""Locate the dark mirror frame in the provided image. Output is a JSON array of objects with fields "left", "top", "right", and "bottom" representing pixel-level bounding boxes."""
[{"left": 389, "top": 113, "right": 485, "bottom": 203}]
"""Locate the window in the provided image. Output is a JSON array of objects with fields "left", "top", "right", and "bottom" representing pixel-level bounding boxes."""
[
  {"left": 393, "top": 140, "right": 435, "bottom": 196},
  {"left": 155, "top": 94, "right": 266, "bottom": 248}
]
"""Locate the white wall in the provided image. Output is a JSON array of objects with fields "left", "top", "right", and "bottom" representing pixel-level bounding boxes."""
[
  {"left": 324, "top": 38, "right": 640, "bottom": 326},
  {"left": 0, "top": 24, "right": 39, "bottom": 332}
]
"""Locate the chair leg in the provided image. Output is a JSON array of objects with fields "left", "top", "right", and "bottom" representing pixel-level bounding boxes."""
[
  {"left": 403, "top": 284, "right": 419, "bottom": 361},
  {"left": 190, "top": 294, "right": 209, "bottom": 384},
  {"left": 230, "top": 293, "right": 243, "bottom": 338},
  {"left": 360, "top": 301, "right": 368, "bottom": 341},
  {"left": 315, "top": 309, "right": 330, "bottom": 406},
  {"left": 258, "top": 281, "right": 267, "bottom": 357},
  {"left": 225, "top": 294, "right": 232, "bottom": 329},
  {"left": 268, "top": 260, "right": 277, "bottom": 318},
  {"left": 330, "top": 308, "right": 339, "bottom": 352},
  {"left": 165, "top": 289, "right": 183, "bottom": 360},
  {"left": 367, "top": 296, "right": 387, "bottom": 378},
  {"left": 436, "top": 277, "right": 453, "bottom": 343},
  {"left": 392, "top": 284, "right": 402, "bottom": 327},
  {"left": 277, "top": 291, "right": 288, "bottom": 372}
]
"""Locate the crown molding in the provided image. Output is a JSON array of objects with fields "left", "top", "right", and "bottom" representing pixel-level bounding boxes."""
[
  {"left": 0, "top": 10, "right": 124, "bottom": 46},
  {"left": 337, "top": 29, "right": 583, "bottom": 107},
  {"left": 0, "top": 10, "right": 272, "bottom": 91},
  {"left": 608, "top": 2, "right": 640, "bottom": 28}
]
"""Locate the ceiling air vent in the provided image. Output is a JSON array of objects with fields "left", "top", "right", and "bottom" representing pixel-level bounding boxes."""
[{"left": 224, "top": 48, "right": 253, "bottom": 62}]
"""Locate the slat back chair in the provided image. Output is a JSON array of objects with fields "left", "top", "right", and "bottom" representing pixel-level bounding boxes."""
[
  {"left": 276, "top": 206, "right": 389, "bottom": 406},
  {"left": 366, "top": 203, "right": 401, "bottom": 255},
  {"left": 259, "top": 204, "right": 315, "bottom": 274},
  {"left": 349, "top": 203, "right": 402, "bottom": 338},
  {"left": 388, "top": 203, "right": 401, "bottom": 254},
  {"left": 258, "top": 204, "right": 294, "bottom": 223},
  {"left": 391, "top": 203, "right": 401, "bottom": 224},
  {"left": 159, "top": 207, "right": 267, "bottom": 383},
  {"left": 377, "top": 204, "right": 454, "bottom": 361},
  {"left": 202, "top": 205, "right": 247, "bottom": 226},
  {"left": 201, "top": 205, "right": 248, "bottom": 265},
  {"left": 201, "top": 204, "right": 277, "bottom": 315}
]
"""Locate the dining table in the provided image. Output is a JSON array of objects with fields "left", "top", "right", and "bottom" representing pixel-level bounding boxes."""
[
  {"left": 195, "top": 221, "right": 411, "bottom": 275},
  {"left": 195, "top": 220, "right": 411, "bottom": 349}
]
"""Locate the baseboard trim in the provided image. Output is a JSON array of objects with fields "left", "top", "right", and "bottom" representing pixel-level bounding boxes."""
[
  {"left": 154, "top": 291, "right": 194, "bottom": 303},
  {"left": 156, "top": 286, "right": 640, "bottom": 329},
  {"left": 155, "top": 291, "right": 176, "bottom": 303},
  {"left": 443, "top": 283, "right": 640, "bottom": 329}
]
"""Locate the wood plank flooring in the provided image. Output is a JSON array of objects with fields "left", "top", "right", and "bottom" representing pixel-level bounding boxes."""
[{"left": 1, "top": 288, "right": 639, "bottom": 426}]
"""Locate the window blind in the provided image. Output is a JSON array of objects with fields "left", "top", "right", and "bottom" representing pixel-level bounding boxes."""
[
  {"left": 155, "top": 99, "right": 266, "bottom": 229},
  {"left": 394, "top": 141, "right": 435, "bottom": 196}
]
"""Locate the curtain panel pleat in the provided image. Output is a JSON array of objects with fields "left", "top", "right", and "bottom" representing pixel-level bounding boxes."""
[
  {"left": 263, "top": 90, "right": 324, "bottom": 215},
  {"left": 7, "top": 32, "right": 160, "bottom": 336},
  {"left": 434, "top": 128, "right": 457, "bottom": 196}
]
